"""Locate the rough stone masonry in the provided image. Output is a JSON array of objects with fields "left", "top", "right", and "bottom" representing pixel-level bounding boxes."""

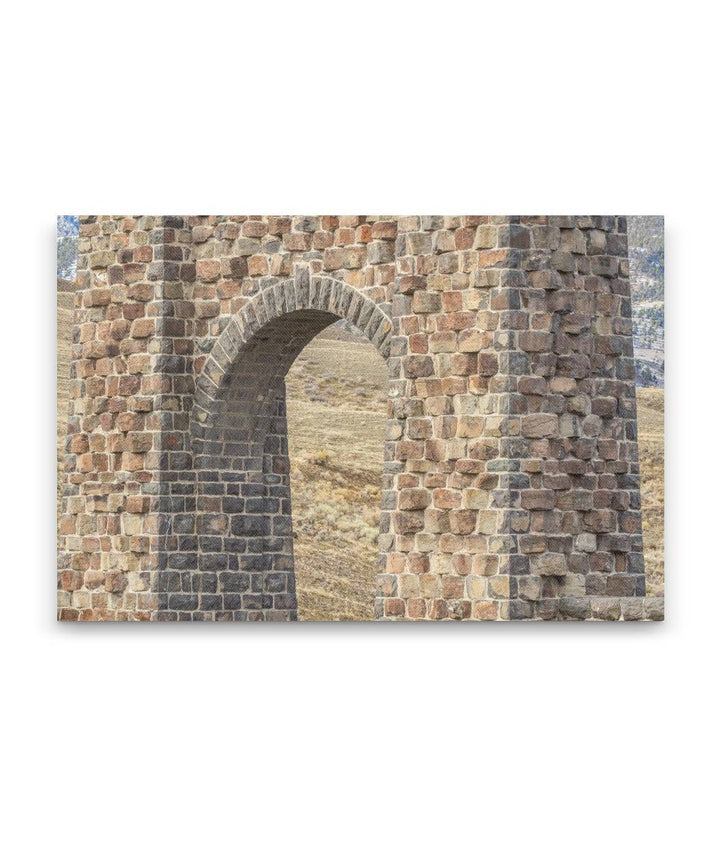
[{"left": 57, "top": 215, "right": 663, "bottom": 621}]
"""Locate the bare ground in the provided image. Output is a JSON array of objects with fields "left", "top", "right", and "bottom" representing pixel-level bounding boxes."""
[
  {"left": 635, "top": 387, "right": 665, "bottom": 596},
  {"left": 285, "top": 330, "right": 388, "bottom": 620}
]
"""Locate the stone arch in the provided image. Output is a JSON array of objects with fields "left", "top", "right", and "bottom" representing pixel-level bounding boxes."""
[
  {"left": 61, "top": 215, "right": 654, "bottom": 623},
  {"left": 191, "top": 268, "right": 393, "bottom": 444},
  {"left": 183, "top": 268, "right": 393, "bottom": 621}
]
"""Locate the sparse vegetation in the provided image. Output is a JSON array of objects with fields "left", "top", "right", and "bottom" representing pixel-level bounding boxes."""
[
  {"left": 285, "top": 327, "right": 388, "bottom": 620},
  {"left": 635, "top": 387, "right": 664, "bottom": 596}
]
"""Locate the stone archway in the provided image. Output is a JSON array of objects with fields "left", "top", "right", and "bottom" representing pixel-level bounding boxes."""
[
  {"left": 60, "top": 215, "right": 655, "bottom": 622},
  {"left": 182, "top": 268, "right": 393, "bottom": 620}
]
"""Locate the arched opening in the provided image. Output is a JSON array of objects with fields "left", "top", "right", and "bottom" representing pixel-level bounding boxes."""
[
  {"left": 187, "top": 273, "right": 393, "bottom": 620},
  {"left": 286, "top": 321, "right": 389, "bottom": 620}
]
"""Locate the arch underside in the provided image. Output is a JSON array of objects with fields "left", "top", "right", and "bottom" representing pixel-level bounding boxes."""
[{"left": 162, "top": 275, "right": 393, "bottom": 621}]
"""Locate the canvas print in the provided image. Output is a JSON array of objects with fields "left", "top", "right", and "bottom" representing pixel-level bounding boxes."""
[{"left": 57, "top": 216, "right": 664, "bottom": 621}]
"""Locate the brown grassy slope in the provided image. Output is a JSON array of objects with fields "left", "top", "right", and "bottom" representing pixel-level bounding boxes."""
[
  {"left": 635, "top": 388, "right": 664, "bottom": 596},
  {"left": 285, "top": 328, "right": 388, "bottom": 621}
]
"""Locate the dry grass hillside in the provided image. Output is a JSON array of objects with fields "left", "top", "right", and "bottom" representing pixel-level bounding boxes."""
[
  {"left": 285, "top": 327, "right": 388, "bottom": 620},
  {"left": 635, "top": 387, "right": 664, "bottom": 596},
  {"left": 56, "top": 286, "right": 665, "bottom": 618}
]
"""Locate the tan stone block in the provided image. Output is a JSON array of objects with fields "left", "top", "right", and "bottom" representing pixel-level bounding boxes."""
[
  {"left": 423, "top": 508, "right": 448, "bottom": 533},
  {"left": 122, "top": 514, "right": 143, "bottom": 535},
  {"left": 385, "top": 554, "right": 406, "bottom": 575},
  {"left": 477, "top": 353, "right": 499, "bottom": 376},
  {"left": 372, "top": 221, "right": 397, "bottom": 240},
  {"left": 473, "top": 225, "right": 497, "bottom": 249},
  {"left": 429, "top": 331, "right": 457, "bottom": 354},
  {"left": 84, "top": 569, "right": 105, "bottom": 590},
  {"left": 197, "top": 300, "right": 221, "bottom": 318},
  {"left": 85, "top": 288, "right": 112, "bottom": 307},
  {"left": 442, "top": 576, "right": 464, "bottom": 599},
  {"left": 429, "top": 554, "right": 453, "bottom": 575},
  {"left": 394, "top": 511, "right": 424, "bottom": 534},
  {"left": 433, "top": 488, "right": 461, "bottom": 509},
  {"left": 473, "top": 600, "right": 499, "bottom": 620},
  {"left": 124, "top": 495, "right": 148, "bottom": 514},
  {"left": 522, "top": 413, "right": 559, "bottom": 438},
  {"left": 242, "top": 221, "right": 268, "bottom": 238},
  {"left": 519, "top": 534, "right": 546, "bottom": 553},
  {"left": 472, "top": 555, "right": 498, "bottom": 576},
  {"left": 549, "top": 376, "right": 577, "bottom": 395},
  {"left": 127, "top": 282, "right": 153, "bottom": 302},
  {"left": 399, "top": 489, "right": 431, "bottom": 510},
  {"left": 488, "top": 575, "right": 510, "bottom": 598},
  {"left": 455, "top": 329, "right": 483, "bottom": 352},
  {"left": 89, "top": 251, "right": 115, "bottom": 269},
  {"left": 466, "top": 575, "right": 488, "bottom": 599},
  {"left": 116, "top": 412, "right": 142, "bottom": 432},
  {"left": 449, "top": 509, "right": 477, "bottom": 535},
  {"left": 130, "top": 318, "right": 155, "bottom": 338},
  {"left": 127, "top": 354, "right": 151, "bottom": 374},
  {"left": 456, "top": 416, "right": 484, "bottom": 438},
  {"left": 531, "top": 553, "right": 568, "bottom": 575},
  {"left": 518, "top": 331, "right": 553, "bottom": 352},
  {"left": 518, "top": 576, "right": 543, "bottom": 601},
  {"left": 407, "top": 598, "right": 426, "bottom": 619},
  {"left": 385, "top": 598, "right": 406, "bottom": 617},
  {"left": 398, "top": 574, "right": 420, "bottom": 598},
  {"left": 248, "top": 255, "right": 269, "bottom": 276},
  {"left": 196, "top": 258, "right": 221, "bottom": 281},
  {"left": 419, "top": 575, "right": 441, "bottom": 598},
  {"left": 476, "top": 511, "right": 497, "bottom": 535},
  {"left": 464, "top": 489, "right": 489, "bottom": 510}
]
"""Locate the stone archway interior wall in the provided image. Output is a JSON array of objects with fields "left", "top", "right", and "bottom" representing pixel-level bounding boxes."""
[
  {"left": 180, "top": 306, "right": 369, "bottom": 620},
  {"left": 167, "top": 271, "right": 394, "bottom": 620},
  {"left": 58, "top": 215, "right": 660, "bottom": 621}
]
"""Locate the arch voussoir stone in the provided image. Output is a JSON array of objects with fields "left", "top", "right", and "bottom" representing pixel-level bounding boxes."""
[
  {"left": 197, "top": 272, "right": 392, "bottom": 424},
  {"left": 282, "top": 278, "right": 298, "bottom": 314}
]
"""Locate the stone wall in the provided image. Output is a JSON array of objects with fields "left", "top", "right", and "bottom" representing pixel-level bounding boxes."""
[{"left": 57, "top": 215, "right": 662, "bottom": 621}]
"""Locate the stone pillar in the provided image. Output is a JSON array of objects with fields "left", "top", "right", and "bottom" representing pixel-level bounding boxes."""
[
  {"left": 501, "top": 216, "right": 647, "bottom": 620},
  {"left": 379, "top": 216, "right": 512, "bottom": 620},
  {"left": 58, "top": 216, "right": 176, "bottom": 620}
]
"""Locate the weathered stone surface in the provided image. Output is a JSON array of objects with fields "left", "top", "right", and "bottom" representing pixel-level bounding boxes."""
[
  {"left": 58, "top": 214, "right": 647, "bottom": 622},
  {"left": 522, "top": 414, "right": 559, "bottom": 438},
  {"left": 531, "top": 553, "right": 568, "bottom": 576}
]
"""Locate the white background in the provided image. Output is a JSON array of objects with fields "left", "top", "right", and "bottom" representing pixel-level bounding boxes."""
[{"left": 2, "top": 1, "right": 717, "bottom": 853}]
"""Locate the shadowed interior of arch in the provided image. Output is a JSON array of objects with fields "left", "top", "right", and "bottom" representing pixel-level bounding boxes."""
[{"left": 188, "top": 284, "right": 392, "bottom": 621}]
